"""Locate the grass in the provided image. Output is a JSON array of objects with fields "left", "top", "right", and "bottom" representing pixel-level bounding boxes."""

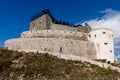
[{"left": 0, "top": 49, "right": 120, "bottom": 80}]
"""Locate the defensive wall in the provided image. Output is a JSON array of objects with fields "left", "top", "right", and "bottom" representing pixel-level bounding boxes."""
[
  {"left": 21, "top": 30, "right": 88, "bottom": 41},
  {"left": 5, "top": 38, "right": 96, "bottom": 59}
]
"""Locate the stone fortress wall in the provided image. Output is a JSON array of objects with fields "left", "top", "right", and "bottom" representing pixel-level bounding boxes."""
[
  {"left": 21, "top": 30, "right": 88, "bottom": 41},
  {"left": 5, "top": 38, "right": 96, "bottom": 59},
  {"left": 4, "top": 9, "right": 117, "bottom": 63}
]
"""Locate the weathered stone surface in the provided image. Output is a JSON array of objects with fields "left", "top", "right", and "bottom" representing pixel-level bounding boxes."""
[
  {"left": 21, "top": 30, "right": 88, "bottom": 41},
  {"left": 5, "top": 38, "right": 96, "bottom": 59},
  {"left": 30, "top": 12, "right": 91, "bottom": 33}
]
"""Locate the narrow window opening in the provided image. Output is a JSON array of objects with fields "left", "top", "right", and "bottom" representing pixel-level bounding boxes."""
[
  {"left": 104, "top": 43, "right": 108, "bottom": 45},
  {"left": 60, "top": 47, "right": 62, "bottom": 53},
  {"left": 89, "top": 35, "right": 91, "bottom": 37},
  {"left": 110, "top": 50, "right": 112, "bottom": 53},
  {"left": 103, "top": 32, "right": 106, "bottom": 34},
  {"left": 107, "top": 61, "right": 111, "bottom": 64},
  {"left": 44, "top": 48, "right": 46, "bottom": 51},
  {"left": 95, "top": 35, "right": 96, "bottom": 37},
  {"left": 111, "top": 35, "right": 113, "bottom": 38}
]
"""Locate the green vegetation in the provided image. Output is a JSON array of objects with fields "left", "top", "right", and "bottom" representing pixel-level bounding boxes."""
[{"left": 0, "top": 49, "right": 120, "bottom": 80}]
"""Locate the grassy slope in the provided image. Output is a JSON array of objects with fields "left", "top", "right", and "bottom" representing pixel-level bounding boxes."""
[{"left": 0, "top": 49, "right": 120, "bottom": 80}]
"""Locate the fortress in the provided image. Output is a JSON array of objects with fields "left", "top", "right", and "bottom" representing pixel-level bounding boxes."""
[{"left": 5, "top": 9, "right": 117, "bottom": 63}]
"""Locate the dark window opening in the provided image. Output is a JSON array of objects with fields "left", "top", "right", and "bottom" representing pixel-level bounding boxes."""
[
  {"left": 44, "top": 48, "right": 46, "bottom": 51},
  {"left": 89, "top": 35, "right": 91, "bottom": 37},
  {"left": 110, "top": 50, "right": 112, "bottom": 53},
  {"left": 71, "top": 42, "right": 72, "bottom": 44},
  {"left": 95, "top": 35, "right": 96, "bottom": 37},
  {"left": 107, "top": 61, "right": 111, "bottom": 64},
  {"left": 111, "top": 35, "right": 113, "bottom": 38},
  {"left": 104, "top": 43, "right": 108, "bottom": 45},
  {"left": 60, "top": 47, "right": 62, "bottom": 53},
  {"left": 103, "top": 32, "right": 106, "bottom": 34}
]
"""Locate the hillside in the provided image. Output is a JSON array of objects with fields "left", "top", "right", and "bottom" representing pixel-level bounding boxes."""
[{"left": 0, "top": 49, "right": 120, "bottom": 80}]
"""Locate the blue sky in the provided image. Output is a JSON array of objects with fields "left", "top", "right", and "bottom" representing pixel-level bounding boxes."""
[{"left": 0, "top": 0, "right": 120, "bottom": 59}]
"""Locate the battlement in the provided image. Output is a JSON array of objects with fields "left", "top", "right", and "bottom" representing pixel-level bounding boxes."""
[
  {"left": 21, "top": 30, "right": 88, "bottom": 41},
  {"left": 30, "top": 9, "right": 91, "bottom": 33}
]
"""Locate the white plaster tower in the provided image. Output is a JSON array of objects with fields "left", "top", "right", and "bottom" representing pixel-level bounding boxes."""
[{"left": 88, "top": 28, "right": 115, "bottom": 63}]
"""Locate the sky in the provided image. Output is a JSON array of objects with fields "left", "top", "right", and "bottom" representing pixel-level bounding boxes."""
[{"left": 0, "top": 0, "right": 120, "bottom": 59}]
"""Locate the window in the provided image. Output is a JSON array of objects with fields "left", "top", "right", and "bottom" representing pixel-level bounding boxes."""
[
  {"left": 104, "top": 43, "right": 108, "bottom": 45},
  {"left": 111, "top": 35, "right": 113, "bottom": 38},
  {"left": 44, "top": 48, "right": 46, "bottom": 51},
  {"left": 107, "top": 61, "right": 110, "bottom": 64},
  {"left": 89, "top": 35, "right": 91, "bottom": 37},
  {"left": 103, "top": 32, "right": 106, "bottom": 34},
  {"left": 95, "top": 35, "right": 96, "bottom": 37},
  {"left": 110, "top": 50, "right": 112, "bottom": 53}
]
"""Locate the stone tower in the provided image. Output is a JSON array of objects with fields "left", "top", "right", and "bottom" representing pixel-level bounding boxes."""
[
  {"left": 29, "top": 9, "right": 92, "bottom": 33},
  {"left": 88, "top": 28, "right": 115, "bottom": 63},
  {"left": 30, "top": 9, "right": 52, "bottom": 30}
]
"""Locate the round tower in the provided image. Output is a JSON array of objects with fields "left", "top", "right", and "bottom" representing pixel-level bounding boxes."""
[{"left": 88, "top": 28, "right": 115, "bottom": 63}]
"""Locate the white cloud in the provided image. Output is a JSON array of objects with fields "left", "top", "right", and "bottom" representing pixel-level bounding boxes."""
[
  {"left": 117, "top": 55, "right": 120, "bottom": 58},
  {"left": 115, "top": 46, "right": 120, "bottom": 49},
  {"left": 82, "top": 9, "right": 120, "bottom": 38}
]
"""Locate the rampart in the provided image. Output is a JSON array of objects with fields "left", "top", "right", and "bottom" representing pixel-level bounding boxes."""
[
  {"left": 21, "top": 30, "right": 88, "bottom": 41},
  {"left": 5, "top": 38, "right": 96, "bottom": 59}
]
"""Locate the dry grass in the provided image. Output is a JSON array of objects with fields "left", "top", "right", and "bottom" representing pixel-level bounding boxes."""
[{"left": 0, "top": 49, "right": 119, "bottom": 80}]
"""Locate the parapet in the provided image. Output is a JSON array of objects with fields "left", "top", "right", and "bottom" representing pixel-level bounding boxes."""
[
  {"left": 30, "top": 9, "right": 92, "bottom": 33},
  {"left": 21, "top": 30, "right": 88, "bottom": 41}
]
